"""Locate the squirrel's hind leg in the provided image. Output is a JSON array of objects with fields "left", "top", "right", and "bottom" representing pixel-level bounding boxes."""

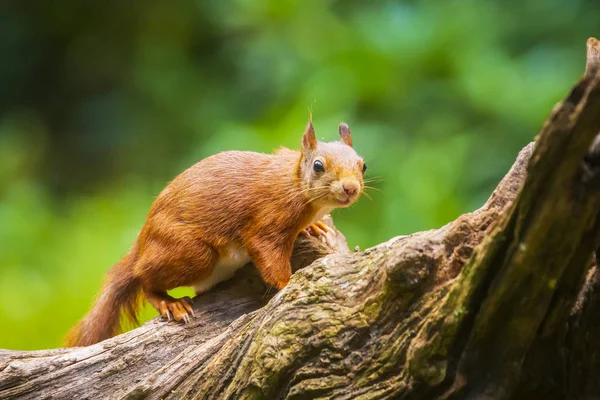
[
  {"left": 145, "top": 291, "right": 194, "bottom": 323},
  {"left": 136, "top": 239, "right": 219, "bottom": 323}
]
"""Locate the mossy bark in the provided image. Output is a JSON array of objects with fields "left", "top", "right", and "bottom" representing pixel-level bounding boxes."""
[{"left": 2, "top": 38, "right": 600, "bottom": 400}]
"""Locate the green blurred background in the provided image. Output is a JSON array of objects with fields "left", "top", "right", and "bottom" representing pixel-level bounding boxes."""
[{"left": 0, "top": 0, "right": 597, "bottom": 350}]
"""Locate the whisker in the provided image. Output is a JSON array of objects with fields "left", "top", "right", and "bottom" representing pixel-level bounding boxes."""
[
  {"left": 299, "top": 186, "right": 330, "bottom": 195},
  {"left": 262, "top": 286, "right": 274, "bottom": 299},
  {"left": 303, "top": 195, "right": 321, "bottom": 207},
  {"left": 306, "top": 192, "right": 330, "bottom": 206},
  {"left": 310, "top": 191, "right": 332, "bottom": 204}
]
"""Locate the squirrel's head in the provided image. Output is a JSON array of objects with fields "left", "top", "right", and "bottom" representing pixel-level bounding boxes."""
[{"left": 299, "top": 121, "right": 366, "bottom": 209}]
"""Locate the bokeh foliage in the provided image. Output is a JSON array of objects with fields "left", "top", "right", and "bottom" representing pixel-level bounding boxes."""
[{"left": 1, "top": 0, "right": 598, "bottom": 350}]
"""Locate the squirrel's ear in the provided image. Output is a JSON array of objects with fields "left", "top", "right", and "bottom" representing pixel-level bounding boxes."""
[
  {"left": 339, "top": 122, "right": 353, "bottom": 147},
  {"left": 302, "top": 121, "right": 317, "bottom": 152}
]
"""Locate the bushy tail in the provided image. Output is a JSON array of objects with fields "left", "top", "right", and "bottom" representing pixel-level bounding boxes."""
[{"left": 65, "top": 250, "right": 142, "bottom": 347}]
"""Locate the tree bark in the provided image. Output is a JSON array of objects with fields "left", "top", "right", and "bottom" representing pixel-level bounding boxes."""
[{"left": 2, "top": 38, "right": 600, "bottom": 400}]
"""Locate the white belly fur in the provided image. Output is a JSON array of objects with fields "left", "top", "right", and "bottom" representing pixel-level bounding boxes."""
[
  {"left": 191, "top": 242, "right": 251, "bottom": 294},
  {"left": 192, "top": 207, "right": 332, "bottom": 295}
]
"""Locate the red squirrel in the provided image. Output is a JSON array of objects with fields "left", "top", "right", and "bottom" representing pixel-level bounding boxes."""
[{"left": 66, "top": 121, "right": 366, "bottom": 346}]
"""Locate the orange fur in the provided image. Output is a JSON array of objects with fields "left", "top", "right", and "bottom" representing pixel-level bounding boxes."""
[
  {"left": 65, "top": 122, "right": 365, "bottom": 346},
  {"left": 65, "top": 248, "right": 141, "bottom": 346}
]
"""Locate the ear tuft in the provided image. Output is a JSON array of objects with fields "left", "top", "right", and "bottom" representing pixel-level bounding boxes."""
[
  {"left": 339, "top": 122, "right": 352, "bottom": 147},
  {"left": 302, "top": 121, "right": 317, "bottom": 151}
]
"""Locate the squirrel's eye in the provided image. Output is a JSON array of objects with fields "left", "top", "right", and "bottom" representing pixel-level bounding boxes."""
[
  {"left": 362, "top": 163, "right": 367, "bottom": 174},
  {"left": 313, "top": 160, "right": 325, "bottom": 173}
]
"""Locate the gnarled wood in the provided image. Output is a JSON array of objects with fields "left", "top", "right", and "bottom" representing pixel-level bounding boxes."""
[{"left": 2, "top": 38, "right": 600, "bottom": 400}]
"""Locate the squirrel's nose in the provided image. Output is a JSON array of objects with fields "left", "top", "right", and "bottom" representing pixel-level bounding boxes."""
[{"left": 342, "top": 181, "right": 359, "bottom": 196}]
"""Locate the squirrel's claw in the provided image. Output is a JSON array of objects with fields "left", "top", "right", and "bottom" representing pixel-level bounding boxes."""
[
  {"left": 158, "top": 298, "right": 194, "bottom": 324},
  {"left": 158, "top": 300, "right": 172, "bottom": 321},
  {"left": 181, "top": 296, "right": 195, "bottom": 317},
  {"left": 305, "top": 221, "right": 330, "bottom": 237}
]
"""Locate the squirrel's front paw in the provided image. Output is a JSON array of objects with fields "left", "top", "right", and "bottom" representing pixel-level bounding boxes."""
[
  {"left": 304, "top": 221, "right": 330, "bottom": 237},
  {"left": 158, "top": 297, "right": 195, "bottom": 324}
]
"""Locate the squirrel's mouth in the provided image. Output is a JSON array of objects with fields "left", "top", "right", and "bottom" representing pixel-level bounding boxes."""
[{"left": 335, "top": 195, "right": 354, "bottom": 206}]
